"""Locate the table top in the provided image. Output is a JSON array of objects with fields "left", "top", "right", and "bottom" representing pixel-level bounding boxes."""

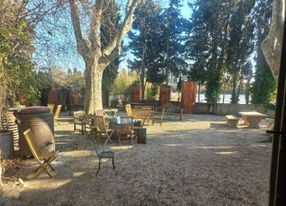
[
  {"left": 239, "top": 111, "right": 267, "bottom": 117},
  {"left": 112, "top": 117, "right": 142, "bottom": 125}
]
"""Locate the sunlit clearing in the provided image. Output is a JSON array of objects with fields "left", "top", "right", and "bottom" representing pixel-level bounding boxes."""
[
  {"left": 61, "top": 150, "right": 94, "bottom": 157},
  {"left": 165, "top": 144, "right": 184, "bottom": 147},
  {"left": 26, "top": 179, "right": 72, "bottom": 190},
  {"left": 73, "top": 172, "right": 85, "bottom": 177},
  {"left": 201, "top": 146, "right": 235, "bottom": 150},
  {"left": 215, "top": 151, "right": 239, "bottom": 155},
  {"left": 111, "top": 145, "right": 133, "bottom": 150},
  {"left": 249, "top": 144, "right": 267, "bottom": 148}
]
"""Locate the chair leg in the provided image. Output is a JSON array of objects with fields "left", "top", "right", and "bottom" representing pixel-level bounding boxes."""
[
  {"left": 112, "top": 157, "right": 115, "bottom": 170},
  {"left": 96, "top": 158, "right": 101, "bottom": 176},
  {"left": 118, "top": 136, "right": 121, "bottom": 145},
  {"left": 112, "top": 157, "right": 117, "bottom": 176}
]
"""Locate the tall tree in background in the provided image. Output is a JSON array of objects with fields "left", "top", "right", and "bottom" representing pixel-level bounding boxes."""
[
  {"left": 68, "top": 0, "right": 140, "bottom": 113},
  {"left": 160, "top": 0, "right": 187, "bottom": 84},
  {"left": 188, "top": 0, "right": 230, "bottom": 103},
  {"left": 226, "top": 0, "right": 255, "bottom": 104},
  {"left": 251, "top": 0, "right": 276, "bottom": 104},
  {"left": 242, "top": 61, "right": 253, "bottom": 104},
  {"left": 186, "top": 1, "right": 209, "bottom": 102},
  {"left": 128, "top": 0, "right": 164, "bottom": 99}
]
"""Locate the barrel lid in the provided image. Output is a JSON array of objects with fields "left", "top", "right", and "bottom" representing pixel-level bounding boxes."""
[{"left": 18, "top": 106, "right": 50, "bottom": 115}]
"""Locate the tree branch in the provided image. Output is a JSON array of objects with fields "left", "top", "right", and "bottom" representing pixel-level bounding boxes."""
[
  {"left": 102, "top": 0, "right": 140, "bottom": 56},
  {"left": 89, "top": 0, "right": 104, "bottom": 53},
  {"left": 69, "top": 0, "right": 89, "bottom": 56}
]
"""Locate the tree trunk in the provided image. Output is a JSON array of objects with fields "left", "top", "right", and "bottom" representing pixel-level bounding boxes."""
[
  {"left": 236, "top": 76, "right": 243, "bottom": 104},
  {"left": 84, "top": 59, "right": 105, "bottom": 114},
  {"left": 222, "top": 82, "right": 226, "bottom": 104},
  {"left": 231, "top": 73, "right": 238, "bottom": 104},
  {"left": 245, "top": 78, "right": 251, "bottom": 104},
  {"left": 198, "top": 84, "right": 201, "bottom": 102},
  {"left": 140, "top": 44, "right": 146, "bottom": 101}
]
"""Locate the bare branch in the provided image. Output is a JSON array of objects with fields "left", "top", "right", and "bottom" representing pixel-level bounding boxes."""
[
  {"left": 69, "top": 0, "right": 89, "bottom": 56},
  {"left": 88, "top": 0, "right": 104, "bottom": 53},
  {"left": 102, "top": 0, "right": 140, "bottom": 56}
]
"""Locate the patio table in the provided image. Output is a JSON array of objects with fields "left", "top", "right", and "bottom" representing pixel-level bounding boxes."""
[
  {"left": 239, "top": 111, "right": 267, "bottom": 128},
  {"left": 109, "top": 117, "right": 142, "bottom": 140}
]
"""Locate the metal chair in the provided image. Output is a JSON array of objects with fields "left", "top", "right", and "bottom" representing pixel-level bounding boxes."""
[{"left": 91, "top": 138, "right": 116, "bottom": 176}]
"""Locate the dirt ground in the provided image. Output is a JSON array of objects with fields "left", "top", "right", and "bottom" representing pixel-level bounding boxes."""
[{"left": 1, "top": 114, "right": 272, "bottom": 206}]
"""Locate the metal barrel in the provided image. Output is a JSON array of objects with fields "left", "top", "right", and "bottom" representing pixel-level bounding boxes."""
[{"left": 17, "top": 107, "right": 55, "bottom": 158}]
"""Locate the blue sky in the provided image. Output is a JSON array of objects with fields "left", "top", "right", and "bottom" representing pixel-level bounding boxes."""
[{"left": 33, "top": 0, "right": 192, "bottom": 72}]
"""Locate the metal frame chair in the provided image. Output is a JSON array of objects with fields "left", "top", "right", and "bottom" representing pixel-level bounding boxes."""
[
  {"left": 23, "top": 129, "right": 57, "bottom": 177},
  {"left": 91, "top": 138, "right": 116, "bottom": 176}
]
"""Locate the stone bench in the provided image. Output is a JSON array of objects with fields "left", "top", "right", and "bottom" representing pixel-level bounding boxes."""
[{"left": 225, "top": 115, "right": 239, "bottom": 128}]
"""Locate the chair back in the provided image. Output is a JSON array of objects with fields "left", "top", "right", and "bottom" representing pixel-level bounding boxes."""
[
  {"left": 47, "top": 104, "right": 55, "bottom": 113},
  {"left": 117, "top": 117, "right": 133, "bottom": 135},
  {"left": 125, "top": 104, "right": 133, "bottom": 117},
  {"left": 54, "top": 105, "right": 62, "bottom": 121},
  {"left": 142, "top": 106, "right": 153, "bottom": 115},
  {"left": 94, "top": 115, "right": 107, "bottom": 134},
  {"left": 23, "top": 129, "right": 41, "bottom": 161},
  {"left": 73, "top": 111, "right": 85, "bottom": 118}
]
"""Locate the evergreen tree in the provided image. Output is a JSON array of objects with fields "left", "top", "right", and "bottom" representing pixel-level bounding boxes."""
[
  {"left": 251, "top": 0, "right": 276, "bottom": 104},
  {"left": 128, "top": 0, "right": 165, "bottom": 99},
  {"left": 160, "top": 0, "right": 188, "bottom": 83},
  {"left": 226, "top": 0, "right": 255, "bottom": 104},
  {"left": 187, "top": 0, "right": 230, "bottom": 103}
]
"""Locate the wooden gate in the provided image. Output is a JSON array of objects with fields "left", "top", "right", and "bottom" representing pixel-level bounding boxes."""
[
  {"left": 159, "top": 85, "right": 171, "bottom": 106},
  {"left": 181, "top": 81, "right": 197, "bottom": 114}
]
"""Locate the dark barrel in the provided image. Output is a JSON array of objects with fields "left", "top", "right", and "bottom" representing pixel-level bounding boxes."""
[
  {"left": 0, "top": 131, "right": 14, "bottom": 159},
  {"left": 17, "top": 106, "right": 55, "bottom": 158}
]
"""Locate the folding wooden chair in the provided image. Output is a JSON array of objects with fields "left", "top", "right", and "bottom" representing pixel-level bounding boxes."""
[
  {"left": 47, "top": 103, "right": 55, "bottom": 113},
  {"left": 117, "top": 117, "right": 136, "bottom": 145},
  {"left": 23, "top": 129, "right": 57, "bottom": 177},
  {"left": 53, "top": 104, "right": 62, "bottom": 125},
  {"left": 94, "top": 115, "right": 114, "bottom": 145},
  {"left": 125, "top": 104, "right": 133, "bottom": 117}
]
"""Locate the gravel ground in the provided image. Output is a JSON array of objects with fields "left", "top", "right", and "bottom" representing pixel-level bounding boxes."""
[{"left": 2, "top": 114, "right": 272, "bottom": 206}]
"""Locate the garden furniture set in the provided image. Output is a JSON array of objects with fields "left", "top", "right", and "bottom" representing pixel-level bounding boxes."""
[{"left": 225, "top": 111, "right": 267, "bottom": 128}]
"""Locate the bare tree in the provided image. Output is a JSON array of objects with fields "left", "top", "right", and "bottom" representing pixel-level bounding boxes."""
[{"left": 69, "top": 0, "right": 140, "bottom": 113}]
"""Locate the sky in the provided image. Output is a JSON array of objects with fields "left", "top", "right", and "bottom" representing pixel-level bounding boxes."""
[{"left": 33, "top": 0, "right": 193, "bottom": 72}]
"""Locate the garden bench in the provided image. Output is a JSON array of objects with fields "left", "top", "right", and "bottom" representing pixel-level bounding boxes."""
[
  {"left": 225, "top": 115, "right": 239, "bottom": 128},
  {"left": 158, "top": 103, "right": 183, "bottom": 121}
]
